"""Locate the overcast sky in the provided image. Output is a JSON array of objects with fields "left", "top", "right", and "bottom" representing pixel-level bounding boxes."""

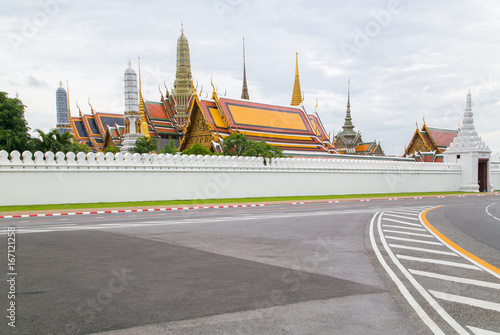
[{"left": 1, "top": 0, "right": 499, "bottom": 156}]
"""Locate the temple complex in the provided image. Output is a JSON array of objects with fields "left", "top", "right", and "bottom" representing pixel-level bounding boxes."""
[
  {"left": 333, "top": 81, "right": 384, "bottom": 156},
  {"left": 55, "top": 26, "right": 388, "bottom": 157}
]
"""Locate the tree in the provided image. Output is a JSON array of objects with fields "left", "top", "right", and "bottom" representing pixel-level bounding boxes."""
[
  {"left": 0, "top": 92, "right": 31, "bottom": 153},
  {"left": 181, "top": 143, "right": 213, "bottom": 156},
  {"left": 131, "top": 137, "right": 158, "bottom": 154},
  {"left": 159, "top": 140, "right": 178, "bottom": 155},
  {"left": 103, "top": 145, "right": 121, "bottom": 154},
  {"left": 221, "top": 133, "right": 284, "bottom": 164},
  {"left": 30, "top": 129, "right": 89, "bottom": 154}
]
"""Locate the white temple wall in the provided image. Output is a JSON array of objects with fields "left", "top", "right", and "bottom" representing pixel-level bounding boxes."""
[
  {"left": 491, "top": 162, "right": 500, "bottom": 191},
  {"left": 0, "top": 150, "right": 463, "bottom": 206}
]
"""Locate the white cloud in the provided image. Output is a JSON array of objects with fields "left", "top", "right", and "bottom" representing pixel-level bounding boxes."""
[{"left": 1, "top": 0, "right": 500, "bottom": 156}]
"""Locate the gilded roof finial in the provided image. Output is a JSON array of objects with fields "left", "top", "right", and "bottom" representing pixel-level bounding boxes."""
[
  {"left": 128, "top": 59, "right": 131, "bottom": 67},
  {"left": 291, "top": 52, "right": 303, "bottom": 106},
  {"left": 181, "top": 22, "right": 184, "bottom": 35},
  {"left": 76, "top": 99, "right": 82, "bottom": 117},
  {"left": 15, "top": 92, "right": 19, "bottom": 99},
  {"left": 88, "top": 98, "right": 94, "bottom": 115}
]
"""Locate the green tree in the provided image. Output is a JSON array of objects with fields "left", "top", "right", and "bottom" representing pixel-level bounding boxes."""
[
  {"left": 30, "top": 129, "right": 89, "bottom": 153},
  {"left": 159, "top": 140, "right": 178, "bottom": 155},
  {"left": 103, "top": 145, "right": 121, "bottom": 154},
  {"left": 181, "top": 143, "right": 213, "bottom": 156},
  {"left": 221, "top": 133, "right": 284, "bottom": 164},
  {"left": 131, "top": 137, "right": 158, "bottom": 154},
  {"left": 0, "top": 92, "right": 31, "bottom": 152}
]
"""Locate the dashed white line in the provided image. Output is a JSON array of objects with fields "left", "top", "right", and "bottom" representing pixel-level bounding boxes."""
[
  {"left": 383, "top": 213, "right": 420, "bottom": 221},
  {"left": 430, "top": 290, "right": 500, "bottom": 312},
  {"left": 389, "top": 244, "right": 458, "bottom": 256},
  {"left": 409, "top": 269, "right": 500, "bottom": 289},
  {"left": 383, "top": 229, "right": 435, "bottom": 238},
  {"left": 396, "top": 255, "right": 482, "bottom": 270},
  {"left": 382, "top": 218, "right": 422, "bottom": 227},
  {"left": 382, "top": 224, "right": 427, "bottom": 232},
  {"left": 385, "top": 236, "right": 443, "bottom": 245}
]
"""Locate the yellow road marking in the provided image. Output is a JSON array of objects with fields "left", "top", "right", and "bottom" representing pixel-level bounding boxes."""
[{"left": 421, "top": 206, "right": 500, "bottom": 276}]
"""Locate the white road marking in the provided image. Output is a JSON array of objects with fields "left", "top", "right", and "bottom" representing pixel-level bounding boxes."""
[
  {"left": 396, "top": 255, "right": 482, "bottom": 270},
  {"left": 383, "top": 229, "right": 434, "bottom": 238},
  {"left": 389, "top": 244, "right": 458, "bottom": 256},
  {"left": 385, "top": 236, "right": 443, "bottom": 245},
  {"left": 430, "top": 290, "right": 500, "bottom": 312},
  {"left": 409, "top": 269, "right": 500, "bottom": 289},
  {"left": 382, "top": 224, "right": 427, "bottom": 232},
  {"left": 377, "top": 213, "right": 470, "bottom": 335},
  {"left": 382, "top": 218, "right": 422, "bottom": 227},
  {"left": 485, "top": 203, "right": 500, "bottom": 222},
  {"left": 383, "top": 213, "right": 419, "bottom": 221},
  {"left": 368, "top": 213, "right": 446, "bottom": 335},
  {"left": 468, "top": 326, "right": 500, "bottom": 335}
]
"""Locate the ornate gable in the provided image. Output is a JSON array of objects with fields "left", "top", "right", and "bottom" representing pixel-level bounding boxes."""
[{"left": 179, "top": 95, "right": 218, "bottom": 151}]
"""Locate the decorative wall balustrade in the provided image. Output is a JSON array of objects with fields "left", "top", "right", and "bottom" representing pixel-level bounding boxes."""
[
  {"left": 0, "top": 150, "right": 461, "bottom": 173},
  {"left": 0, "top": 150, "right": 465, "bottom": 206}
]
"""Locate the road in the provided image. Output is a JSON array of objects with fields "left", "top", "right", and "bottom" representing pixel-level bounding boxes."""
[{"left": 0, "top": 195, "right": 499, "bottom": 334}]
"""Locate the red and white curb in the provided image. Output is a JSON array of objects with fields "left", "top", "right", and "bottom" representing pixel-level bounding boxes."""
[
  {"left": 0, "top": 204, "right": 268, "bottom": 219},
  {"left": 288, "top": 193, "right": 499, "bottom": 206}
]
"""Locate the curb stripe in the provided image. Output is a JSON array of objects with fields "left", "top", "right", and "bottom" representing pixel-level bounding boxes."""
[
  {"left": 0, "top": 204, "right": 269, "bottom": 219},
  {"left": 421, "top": 207, "right": 500, "bottom": 278}
]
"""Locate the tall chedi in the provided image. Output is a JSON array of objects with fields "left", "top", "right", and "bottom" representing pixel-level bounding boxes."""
[
  {"left": 444, "top": 90, "right": 491, "bottom": 192},
  {"left": 56, "top": 81, "right": 72, "bottom": 135},
  {"left": 121, "top": 61, "right": 144, "bottom": 153},
  {"left": 290, "top": 53, "right": 303, "bottom": 106},
  {"left": 172, "top": 24, "right": 194, "bottom": 126}
]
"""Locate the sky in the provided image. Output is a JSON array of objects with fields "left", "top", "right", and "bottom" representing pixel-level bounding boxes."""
[{"left": 1, "top": 0, "right": 500, "bottom": 156}]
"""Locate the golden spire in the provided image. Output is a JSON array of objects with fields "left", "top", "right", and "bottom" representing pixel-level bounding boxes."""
[
  {"left": 138, "top": 56, "right": 150, "bottom": 139},
  {"left": 291, "top": 52, "right": 303, "bottom": 106}
]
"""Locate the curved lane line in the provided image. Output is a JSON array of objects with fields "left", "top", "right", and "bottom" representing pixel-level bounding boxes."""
[
  {"left": 368, "top": 213, "right": 445, "bottom": 335},
  {"left": 420, "top": 206, "right": 500, "bottom": 278},
  {"left": 485, "top": 203, "right": 500, "bottom": 222}
]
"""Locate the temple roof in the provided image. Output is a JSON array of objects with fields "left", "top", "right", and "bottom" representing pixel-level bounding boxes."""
[
  {"left": 192, "top": 94, "right": 336, "bottom": 155},
  {"left": 426, "top": 127, "right": 459, "bottom": 148}
]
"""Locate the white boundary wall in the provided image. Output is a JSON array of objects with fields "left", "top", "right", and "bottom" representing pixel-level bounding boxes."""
[
  {"left": 0, "top": 150, "right": 464, "bottom": 206},
  {"left": 492, "top": 162, "right": 500, "bottom": 191}
]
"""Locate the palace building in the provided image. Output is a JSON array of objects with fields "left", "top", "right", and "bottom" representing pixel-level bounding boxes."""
[
  {"left": 403, "top": 122, "right": 459, "bottom": 162},
  {"left": 333, "top": 81, "right": 384, "bottom": 156}
]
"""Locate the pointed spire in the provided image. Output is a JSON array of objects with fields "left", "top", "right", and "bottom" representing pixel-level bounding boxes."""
[
  {"left": 137, "top": 56, "right": 149, "bottom": 139},
  {"left": 466, "top": 89, "right": 471, "bottom": 111},
  {"left": 342, "top": 79, "right": 355, "bottom": 133},
  {"left": 241, "top": 37, "right": 249, "bottom": 100},
  {"left": 291, "top": 52, "right": 303, "bottom": 106},
  {"left": 445, "top": 90, "right": 490, "bottom": 153},
  {"left": 66, "top": 80, "right": 71, "bottom": 118}
]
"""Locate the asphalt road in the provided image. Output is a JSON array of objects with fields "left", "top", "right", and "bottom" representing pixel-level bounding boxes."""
[{"left": 0, "top": 195, "right": 499, "bottom": 334}]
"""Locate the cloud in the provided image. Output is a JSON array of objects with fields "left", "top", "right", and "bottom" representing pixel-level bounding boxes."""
[{"left": 26, "top": 75, "right": 49, "bottom": 88}]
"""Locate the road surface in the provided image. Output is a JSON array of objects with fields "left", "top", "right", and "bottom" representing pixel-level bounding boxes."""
[{"left": 0, "top": 195, "right": 499, "bottom": 334}]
